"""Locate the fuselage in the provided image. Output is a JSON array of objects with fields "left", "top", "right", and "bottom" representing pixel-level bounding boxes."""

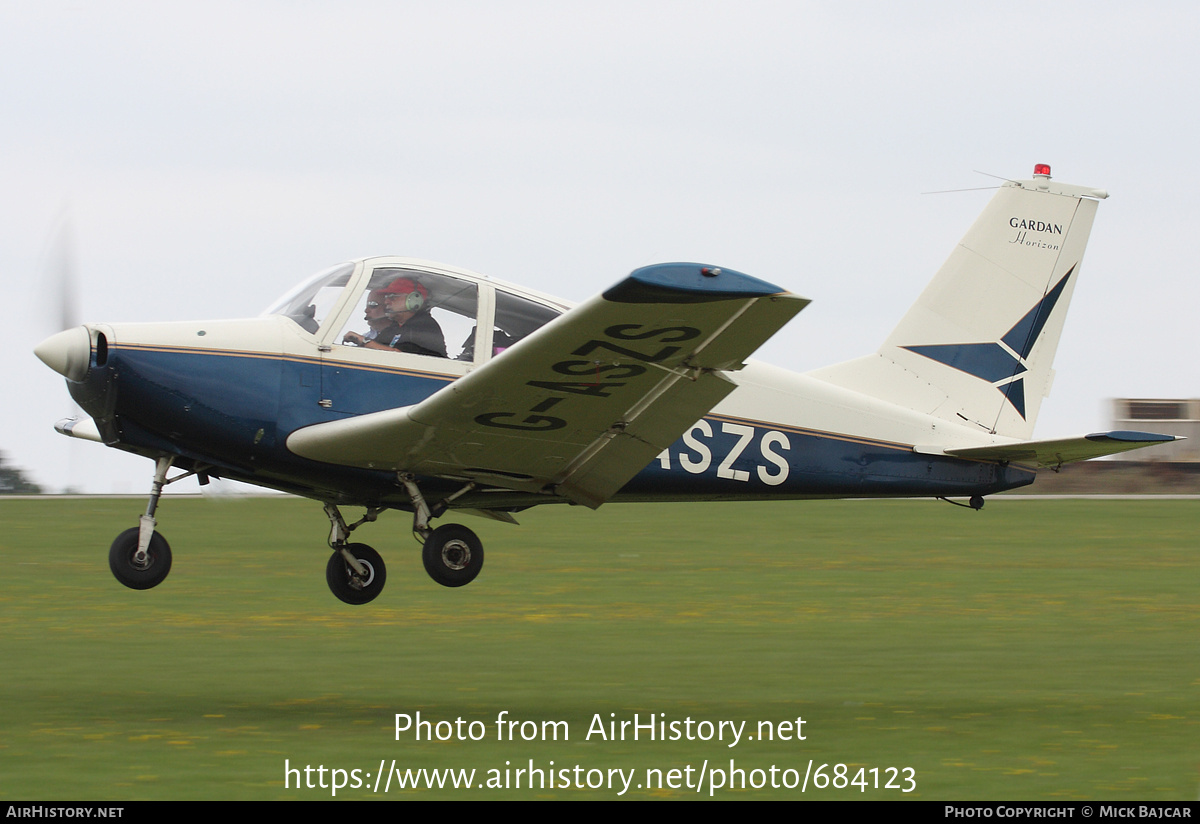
[{"left": 58, "top": 305, "right": 1032, "bottom": 512}]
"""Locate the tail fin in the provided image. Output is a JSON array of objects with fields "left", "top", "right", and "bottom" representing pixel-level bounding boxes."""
[{"left": 810, "top": 166, "right": 1108, "bottom": 440}]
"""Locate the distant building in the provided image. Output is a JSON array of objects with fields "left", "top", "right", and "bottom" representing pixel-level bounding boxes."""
[{"left": 1111, "top": 399, "right": 1199, "bottom": 461}]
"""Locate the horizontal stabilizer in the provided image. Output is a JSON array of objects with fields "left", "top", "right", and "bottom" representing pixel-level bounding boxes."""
[{"left": 932, "top": 430, "right": 1182, "bottom": 468}]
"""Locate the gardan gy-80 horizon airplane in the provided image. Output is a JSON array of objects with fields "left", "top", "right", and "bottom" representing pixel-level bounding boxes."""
[{"left": 34, "top": 164, "right": 1178, "bottom": 605}]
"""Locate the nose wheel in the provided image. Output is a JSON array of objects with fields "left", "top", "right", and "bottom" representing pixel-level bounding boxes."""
[{"left": 109, "top": 527, "right": 173, "bottom": 590}]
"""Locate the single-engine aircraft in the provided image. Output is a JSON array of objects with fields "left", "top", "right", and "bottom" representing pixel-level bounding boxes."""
[{"left": 34, "top": 165, "right": 1179, "bottom": 604}]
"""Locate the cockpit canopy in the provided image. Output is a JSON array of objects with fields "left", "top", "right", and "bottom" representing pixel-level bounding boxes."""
[{"left": 263, "top": 258, "right": 567, "bottom": 365}]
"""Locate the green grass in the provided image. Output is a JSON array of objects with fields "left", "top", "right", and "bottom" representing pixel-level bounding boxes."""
[{"left": 0, "top": 497, "right": 1197, "bottom": 799}]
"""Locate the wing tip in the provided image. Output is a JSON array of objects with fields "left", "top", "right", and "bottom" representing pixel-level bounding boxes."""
[
  {"left": 1085, "top": 430, "right": 1182, "bottom": 445},
  {"left": 605, "top": 263, "right": 788, "bottom": 304}
]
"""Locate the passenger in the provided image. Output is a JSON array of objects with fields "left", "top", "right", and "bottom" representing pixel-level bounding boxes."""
[
  {"left": 344, "top": 278, "right": 447, "bottom": 358},
  {"left": 342, "top": 290, "right": 400, "bottom": 347}
]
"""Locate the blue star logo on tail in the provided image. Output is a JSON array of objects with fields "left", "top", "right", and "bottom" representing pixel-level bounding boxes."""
[{"left": 900, "top": 266, "right": 1075, "bottom": 420}]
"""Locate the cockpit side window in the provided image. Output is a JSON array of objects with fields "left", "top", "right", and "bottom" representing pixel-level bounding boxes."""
[
  {"left": 263, "top": 262, "right": 356, "bottom": 334},
  {"left": 492, "top": 291, "right": 562, "bottom": 355},
  {"left": 336, "top": 268, "right": 479, "bottom": 361}
]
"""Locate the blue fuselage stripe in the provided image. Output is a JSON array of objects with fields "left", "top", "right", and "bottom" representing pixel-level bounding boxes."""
[{"left": 95, "top": 346, "right": 1033, "bottom": 503}]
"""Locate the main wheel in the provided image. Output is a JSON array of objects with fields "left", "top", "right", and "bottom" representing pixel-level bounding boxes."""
[
  {"left": 422, "top": 524, "right": 483, "bottom": 588},
  {"left": 326, "top": 543, "right": 386, "bottom": 605},
  {"left": 109, "top": 527, "right": 173, "bottom": 590}
]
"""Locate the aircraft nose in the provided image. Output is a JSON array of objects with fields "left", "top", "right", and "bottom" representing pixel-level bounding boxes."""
[{"left": 34, "top": 326, "right": 91, "bottom": 381}]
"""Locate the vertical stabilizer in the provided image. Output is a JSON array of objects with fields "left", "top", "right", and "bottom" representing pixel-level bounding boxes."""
[{"left": 810, "top": 167, "right": 1108, "bottom": 440}]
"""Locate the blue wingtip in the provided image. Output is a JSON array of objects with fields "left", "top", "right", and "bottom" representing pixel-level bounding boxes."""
[
  {"left": 1086, "top": 430, "right": 1178, "bottom": 444},
  {"left": 605, "top": 263, "right": 786, "bottom": 304}
]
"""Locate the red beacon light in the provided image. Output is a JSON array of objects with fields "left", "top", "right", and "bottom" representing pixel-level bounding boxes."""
[{"left": 1033, "top": 163, "right": 1052, "bottom": 177}]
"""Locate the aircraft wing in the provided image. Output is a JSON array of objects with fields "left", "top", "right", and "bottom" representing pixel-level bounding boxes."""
[
  {"left": 933, "top": 431, "right": 1182, "bottom": 468},
  {"left": 287, "top": 263, "right": 809, "bottom": 507}
]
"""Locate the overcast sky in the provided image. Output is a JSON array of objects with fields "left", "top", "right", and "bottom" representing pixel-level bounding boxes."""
[{"left": 4, "top": 1, "right": 1197, "bottom": 494}]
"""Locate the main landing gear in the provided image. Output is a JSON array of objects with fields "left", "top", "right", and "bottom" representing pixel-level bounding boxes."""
[
  {"left": 422, "top": 524, "right": 484, "bottom": 588},
  {"left": 107, "top": 458, "right": 488, "bottom": 604},
  {"left": 319, "top": 477, "right": 486, "bottom": 605},
  {"left": 323, "top": 504, "right": 387, "bottom": 605},
  {"left": 108, "top": 456, "right": 210, "bottom": 591},
  {"left": 402, "top": 476, "right": 484, "bottom": 590}
]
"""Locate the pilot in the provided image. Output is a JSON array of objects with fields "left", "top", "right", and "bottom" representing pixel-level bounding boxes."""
[
  {"left": 342, "top": 289, "right": 400, "bottom": 347},
  {"left": 344, "top": 278, "right": 447, "bottom": 358}
]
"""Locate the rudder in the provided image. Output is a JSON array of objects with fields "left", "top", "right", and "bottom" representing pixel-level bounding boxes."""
[{"left": 811, "top": 166, "right": 1107, "bottom": 440}]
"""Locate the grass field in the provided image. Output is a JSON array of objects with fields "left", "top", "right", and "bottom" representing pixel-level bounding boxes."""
[{"left": 0, "top": 496, "right": 1196, "bottom": 800}]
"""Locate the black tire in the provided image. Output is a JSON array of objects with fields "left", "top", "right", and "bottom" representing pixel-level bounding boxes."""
[
  {"left": 422, "top": 524, "right": 483, "bottom": 588},
  {"left": 326, "top": 543, "right": 386, "bottom": 605},
  {"left": 108, "top": 527, "right": 173, "bottom": 590}
]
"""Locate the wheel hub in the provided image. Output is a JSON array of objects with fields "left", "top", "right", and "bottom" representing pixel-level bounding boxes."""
[
  {"left": 348, "top": 560, "right": 376, "bottom": 589},
  {"left": 440, "top": 540, "right": 471, "bottom": 571}
]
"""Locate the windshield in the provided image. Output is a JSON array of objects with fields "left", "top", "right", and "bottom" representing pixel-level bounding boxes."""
[{"left": 262, "top": 261, "right": 357, "bottom": 333}]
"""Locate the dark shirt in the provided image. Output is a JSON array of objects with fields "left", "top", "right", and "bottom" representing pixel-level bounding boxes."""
[
  {"left": 363, "top": 321, "right": 402, "bottom": 345},
  {"left": 386, "top": 312, "right": 447, "bottom": 358}
]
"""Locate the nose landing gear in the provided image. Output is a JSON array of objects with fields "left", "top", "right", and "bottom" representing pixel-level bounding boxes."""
[{"left": 108, "top": 456, "right": 203, "bottom": 591}]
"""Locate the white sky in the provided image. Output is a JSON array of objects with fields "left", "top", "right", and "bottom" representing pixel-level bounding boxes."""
[{"left": 3, "top": 1, "right": 1197, "bottom": 494}]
